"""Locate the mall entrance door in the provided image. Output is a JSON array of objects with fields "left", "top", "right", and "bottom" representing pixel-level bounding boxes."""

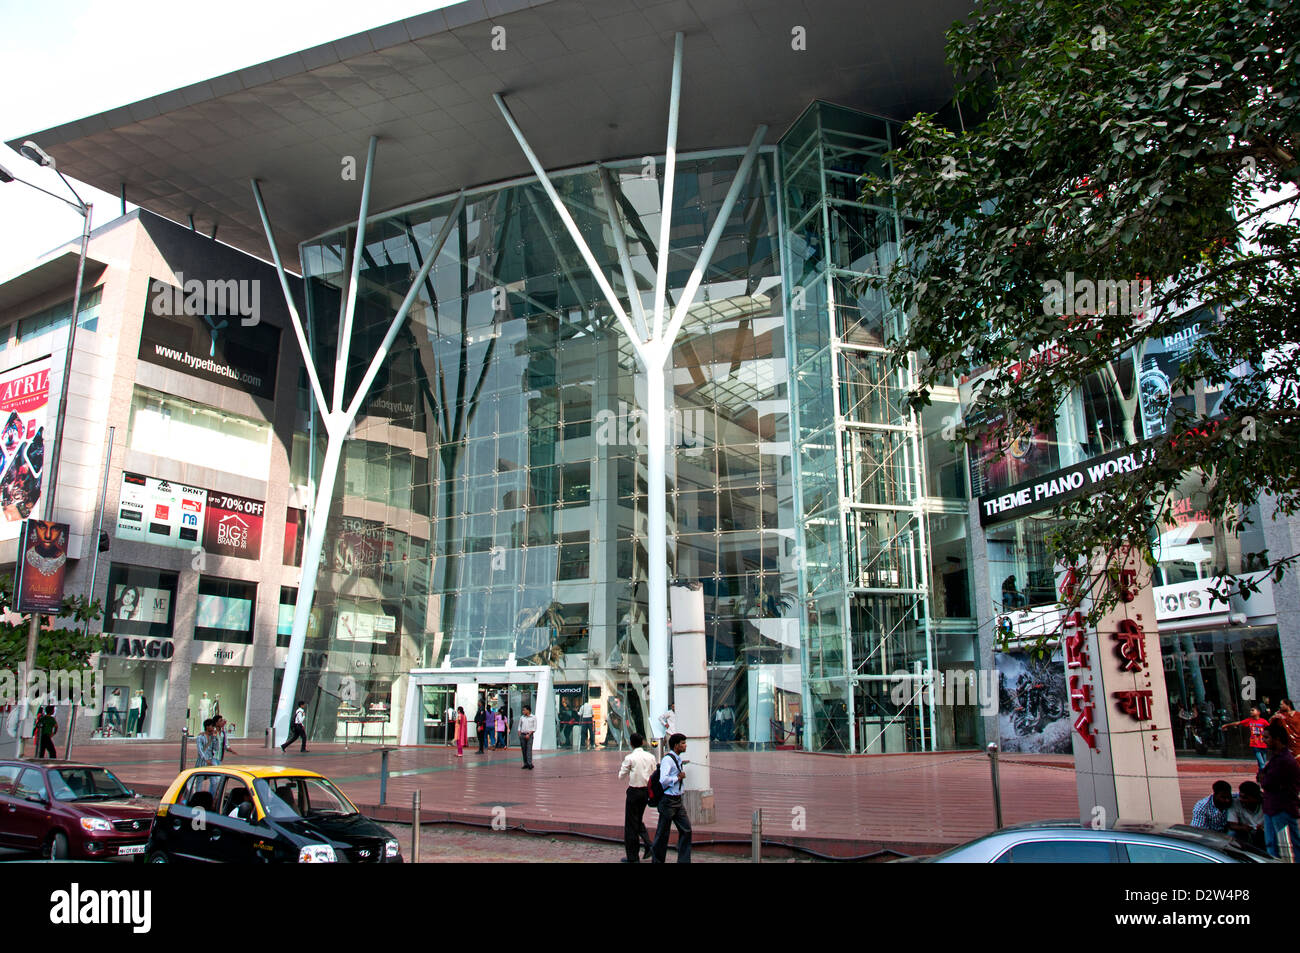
[
  {"left": 419, "top": 684, "right": 457, "bottom": 744},
  {"left": 479, "top": 683, "right": 537, "bottom": 745}
]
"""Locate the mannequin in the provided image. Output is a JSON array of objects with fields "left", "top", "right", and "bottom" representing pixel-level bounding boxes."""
[
  {"left": 106, "top": 689, "right": 123, "bottom": 730},
  {"left": 138, "top": 692, "right": 149, "bottom": 737},
  {"left": 198, "top": 692, "right": 214, "bottom": 733},
  {"left": 128, "top": 691, "right": 142, "bottom": 735}
]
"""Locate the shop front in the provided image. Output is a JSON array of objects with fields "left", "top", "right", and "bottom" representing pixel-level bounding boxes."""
[
  {"left": 95, "top": 564, "right": 178, "bottom": 739},
  {"left": 188, "top": 642, "right": 253, "bottom": 737}
]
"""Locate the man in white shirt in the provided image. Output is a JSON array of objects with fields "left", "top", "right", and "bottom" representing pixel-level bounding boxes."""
[
  {"left": 617, "top": 733, "right": 657, "bottom": 862},
  {"left": 578, "top": 698, "right": 595, "bottom": 749},
  {"left": 518, "top": 706, "right": 537, "bottom": 769},
  {"left": 658, "top": 703, "right": 676, "bottom": 753},
  {"left": 280, "top": 700, "right": 308, "bottom": 753}
]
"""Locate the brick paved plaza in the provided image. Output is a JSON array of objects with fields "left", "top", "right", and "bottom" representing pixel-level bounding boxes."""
[{"left": 61, "top": 739, "right": 1258, "bottom": 858}]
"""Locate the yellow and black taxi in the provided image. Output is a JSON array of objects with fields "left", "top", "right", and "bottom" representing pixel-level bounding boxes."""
[{"left": 145, "top": 765, "right": 402, "bottom": 863}]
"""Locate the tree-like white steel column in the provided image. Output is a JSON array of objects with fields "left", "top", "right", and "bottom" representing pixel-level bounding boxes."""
[
  {"left": 494, "top": 33, "right": 767, "bottom": 740},
  {"left": 252, "top": 145, "right": 465, "bottom": 743}
]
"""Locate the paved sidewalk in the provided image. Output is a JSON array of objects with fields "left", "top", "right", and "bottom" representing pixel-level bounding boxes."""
[{"left": 64, "top": 739, "right": 1259, "bottom": 857}]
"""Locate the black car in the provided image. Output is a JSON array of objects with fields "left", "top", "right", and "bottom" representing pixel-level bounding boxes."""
[{"left": 145, "top": 765, "right": 402, "bottom": 863}]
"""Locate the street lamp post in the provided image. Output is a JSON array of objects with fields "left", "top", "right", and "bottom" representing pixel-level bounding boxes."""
[{"left": 1, "top": 141, "right": 93, "bottom": 755}]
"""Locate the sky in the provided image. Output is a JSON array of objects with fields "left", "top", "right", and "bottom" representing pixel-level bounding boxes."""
[{"left": 0, "top": 0, "right": 457, "bottom": 281}]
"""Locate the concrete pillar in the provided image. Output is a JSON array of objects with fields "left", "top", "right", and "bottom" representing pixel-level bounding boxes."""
[
  {"left": 968, "top": 498, "right": 999, "bottom": 744},
  {"left": 1260, "top": 493, "right": 1300, "bottom": 702},
  {"left": 671, "top": 582, "right": 714, "bottom": 823}
]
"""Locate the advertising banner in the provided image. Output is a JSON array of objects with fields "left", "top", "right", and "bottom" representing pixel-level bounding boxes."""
[
  {"left": 115, "top": 473, "right": 263, "bottom": 560},
  {"left": 108, "top": 583, "right": 173, "bottom": 627},
  {"left": 1136, "top": 305, "right": 1226, "bottom": 440},
  {"left": 15, "top": 519, "right": 69, "bottom": 613},
  {"left": 203, "top": 491, "right": 265, "bottom": 559},
  {"left": 996, "top": 648, "right": 1071, "bottom": 754},
  {"left": 116, "top": 473, "right": 204, "bottom": 549},
  {"left": 138, "top": 277, "right": 280, "bottom": 399},
  {"left": 978, "top": 441, "right": 1156, "bottom": 527},
  {"left": 0, "top": 359, "right": 50, "bottom": 539}
]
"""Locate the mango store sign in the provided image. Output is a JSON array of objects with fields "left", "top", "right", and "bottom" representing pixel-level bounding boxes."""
[{"left": 980, "top": 443, "right": 1156, "bottom": 527}]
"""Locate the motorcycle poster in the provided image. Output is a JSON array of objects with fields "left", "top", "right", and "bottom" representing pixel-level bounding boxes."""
[{"left": 996, "top": 649, "right": 1071, "bottom": 753}]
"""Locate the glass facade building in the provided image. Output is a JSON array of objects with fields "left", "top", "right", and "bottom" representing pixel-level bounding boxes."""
[{"left": 289, "top": 102, "right": 975, "bottom": 752}]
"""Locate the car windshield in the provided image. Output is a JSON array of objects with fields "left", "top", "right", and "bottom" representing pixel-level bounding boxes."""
[
  {"left": 49, "top": 767, "right": 131, "bottom": 802},
  {"left": 253, "top": 777, "right": 359, "bottom": 819}
]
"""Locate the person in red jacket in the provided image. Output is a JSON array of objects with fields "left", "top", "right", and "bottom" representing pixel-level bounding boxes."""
[
  {"left": 1225, "top": 706, "right": 1270, "bottom": 770},
  {"left": 1258, "top": 722, "right": 1300, "bottom": 859}
]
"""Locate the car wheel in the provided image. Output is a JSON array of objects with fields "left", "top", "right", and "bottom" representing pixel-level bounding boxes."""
[
  {"left": 147, "top": 850, "right": 170, "bottom": 864},
  {"left": 46, "top": 832, "right": 69, "bottom": 860}
]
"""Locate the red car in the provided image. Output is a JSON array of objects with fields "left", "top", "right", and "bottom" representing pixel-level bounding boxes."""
[{"left": 0, "top": 760, "right": 156, "bottom": 860}]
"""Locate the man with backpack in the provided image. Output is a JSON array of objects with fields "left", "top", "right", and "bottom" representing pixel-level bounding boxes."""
[
  {"left": 617, "top": 732, "right": 656, "bottom": 862},
  {"left": 650, "top": 732, "right": 692, "bottom": 863}
]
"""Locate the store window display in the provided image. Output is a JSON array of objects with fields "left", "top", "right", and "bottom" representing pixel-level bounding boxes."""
[{"left": 187, "top": 666, "right": 249, "bottom": 737}]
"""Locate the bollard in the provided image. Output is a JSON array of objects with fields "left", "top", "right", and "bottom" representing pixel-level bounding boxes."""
[
  {"left": 265, "top": 725, "right": 274, "bottom": 750},
  {"left": 987, "top": 742, "right": 1003, "bottom": 830},
  {"left": 179, "top": 728, "right": 189, "bottom": 772},
  {"left": 379, "top": 748, "right": 391, "bottom": 806},
  {"left": 412, "top": 790, "right": 421, "bottom": 863},
  {"left": 751, "top": 808, "right": 762, "bottom": 863}
]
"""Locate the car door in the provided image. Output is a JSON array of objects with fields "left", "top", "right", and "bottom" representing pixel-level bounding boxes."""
[
  {"left": 207, "top": 778, "right": 262, "bottom": 863},
  {"left": 0, "top": 765, "right": 24, "bottom": 848},
  {"left": 162, "top": 772, "right": 225, "bottom": 861},
  {"left": 11, "top": 768, "right": 53, "bottom": 850}
]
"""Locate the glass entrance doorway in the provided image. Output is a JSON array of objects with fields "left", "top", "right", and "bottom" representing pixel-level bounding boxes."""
[
  {"left": 420, "top": 684, "right": 457, "bottom": 744},
  {"left": 479, "top": 683, "right": 537, "bottom": 745}
]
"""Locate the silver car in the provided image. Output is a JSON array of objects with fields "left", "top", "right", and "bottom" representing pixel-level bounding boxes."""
[{"left": 904, "top": 820, "right": 1276, "bottom": 863}]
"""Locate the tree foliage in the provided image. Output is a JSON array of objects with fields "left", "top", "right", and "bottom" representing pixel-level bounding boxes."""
[
  {"left": 867, "top": 0, "right": 1300, "bottom": 615},
  {"left": 0, "top": 575, "right": 103, "bottom": 673}
]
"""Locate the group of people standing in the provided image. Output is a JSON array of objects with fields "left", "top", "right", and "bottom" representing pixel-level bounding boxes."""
[
  {"left": 1190, "top": 700, "right": 1300, "bottom": 859},
  {"left": 449, "top": 703, "right": 538, "bottom": 768}
]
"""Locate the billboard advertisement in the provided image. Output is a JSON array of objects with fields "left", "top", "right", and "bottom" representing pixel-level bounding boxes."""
[
  {"left": 0, "top": 359, "right": 50, "bottom": 539},
  {"left": 115, "top": 472, "right": 263, "bottom": 560},
  {"left": 996, "top": 649, "right": 1071, "bottom": 754},
  {"left": 138, "top": 277, "right": 280, "bottom": 399},
  {"left": 15, "top": 519, "right": 69, "bottom": 613},
  {"left": 203, "top": 491, "right": 265, "bottom": 559}
]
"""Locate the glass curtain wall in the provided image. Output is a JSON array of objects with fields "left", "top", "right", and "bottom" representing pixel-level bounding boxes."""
[
  {"left": 296, "top": 150, "right": 795, "bottom": 745},
  {"left": 781, "top": 102, "right": 954, "bottom": 752}
]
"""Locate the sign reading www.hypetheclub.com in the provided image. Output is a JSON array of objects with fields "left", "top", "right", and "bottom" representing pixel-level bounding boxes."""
[{"left": 138, "top": 276, "right": 281, "bottom": 399}]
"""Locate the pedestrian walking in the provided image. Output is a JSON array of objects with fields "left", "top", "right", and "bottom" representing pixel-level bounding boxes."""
[
  {"left": 34, "top": 706, "right": 58, "bottom": 759},
  {"left": 657, "top": 703, "right": 676, "bottom": 754},
  {"left": 1258, "top": 721, "right": 1300, "bottom": 859},
  {"left": 518, "top": 706, "right": 537, "bottom": 769},
  {"left": 455, "top": 706, "right": 468, "bottom": 757},
  {"left": 475, "top": 706, "right": 488, "bottom": 753},
  {"left": 650, "top": 732, "right": 692, "bottom": 863},
  {"left": 495, "top": 708, "right": 508, "bottom": 749},
  {"left": 578, "top": 697, "right": 594, "bottom": 749},
  {"left": 196, "top": 718, "right": 221, "bottom": 767},
  {"left": 216, "top": 715, "right": 236, "bottom": 758},
  {"left": 1189, "top": 780, "right": 1233, "bottom": 832},
  {"left": 1224, "top": 706, "right": 1270, "bottom": 769},
  {"left": 280, "top": 700, "right": 308, "bottom": 752},
  {"left": 617, "top": 732, "right": 656, "bottom": 862}
]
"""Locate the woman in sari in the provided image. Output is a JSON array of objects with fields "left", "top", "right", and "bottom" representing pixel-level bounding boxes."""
[{"left": 455, "top": 706, "right": 468, "bottom": 757}]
